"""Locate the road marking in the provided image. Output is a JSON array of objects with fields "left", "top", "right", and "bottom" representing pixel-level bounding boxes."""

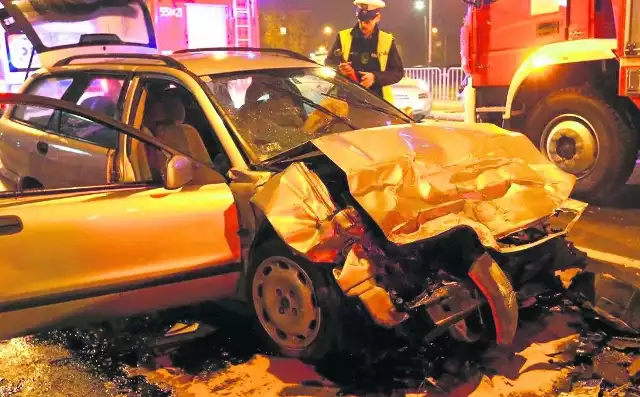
[{"left": 576, "top": 245, "right": 640, "bottom": 271}]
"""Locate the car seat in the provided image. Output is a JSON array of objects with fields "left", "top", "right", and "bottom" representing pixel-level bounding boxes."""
[{"left": 151, "top": 94, "right": 212, "bottom": 166}]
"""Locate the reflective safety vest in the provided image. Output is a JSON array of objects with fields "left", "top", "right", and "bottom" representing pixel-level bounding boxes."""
[{"left": 338, "top": 28, "right": 395, "bottom": 103}]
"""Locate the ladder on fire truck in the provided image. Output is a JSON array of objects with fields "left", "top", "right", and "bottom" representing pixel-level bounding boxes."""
[{"left": 232, "top": 0, "right": 254, "bottom": 47}]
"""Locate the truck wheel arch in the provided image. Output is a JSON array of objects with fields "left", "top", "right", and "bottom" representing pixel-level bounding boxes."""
[{"left": 504, "top": 39, "right": 618, "bottom": 121}]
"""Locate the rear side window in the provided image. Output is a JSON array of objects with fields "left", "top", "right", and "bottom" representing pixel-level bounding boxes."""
[
  {"left": 11, "top": 75, "right": 126, "bottom": 149},
  {"left": 12, "top": 77, "right": 73, "bottom": 128}
]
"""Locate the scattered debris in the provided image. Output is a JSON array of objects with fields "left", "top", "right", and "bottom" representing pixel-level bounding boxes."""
[
  {"left": 571, "top": 273, "right": 640, "bottom": 334},
  {"left": 558, "top": 379, "right": 602, "bottom": 397},
  {"left": 593, "top": 349, "right": 633, "bottom": 386},
  {"left": 575, "top": 332, "right": 605, "bottom": 361},
  {"left": 16, "top": 266, "right": 640, "bottom": 396},
  {"left": 152, "top": 322, "right": 216, "bottom": 351},
  {"left": 607, "top": 336, "right": 640, "bottom": 351},
  {"left": 629, "top": 357, "right": 640, "bottom": 378},
  {"left": 0, "top": 379, "right": 23, "bottom": 396}
]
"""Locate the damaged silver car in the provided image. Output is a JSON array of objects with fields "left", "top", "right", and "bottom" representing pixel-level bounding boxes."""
[{"left": 0, "top": 0, "right": 589, "bottom": 363}]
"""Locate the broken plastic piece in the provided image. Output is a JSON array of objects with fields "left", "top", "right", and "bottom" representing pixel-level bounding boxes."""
[
  {"left": 165, "top": 322, "right": 201, "bottom": 337},
  {"left": 606, "top": 336, "right": 640, "bottom": 351},
  {"left": 152, "top": 322, "right": 216, "bottom": 349},
  {"left": 575, "top": 332, "right": 605, "bottom": 360},
  {"left": 333, "top": 245, "right": 409, "bottom": 327},
  {"left": 629, "top": 357, "right": 640, "bottom": 379},
  {"left": 406, "top": 285, "right": 452, "bottom": 310},
  {"left": 593, "top": 349, "right": 633, "bottom": 386},
  {"left": 558, "top": 379, "right": 602, "bottom": 397},
  {"left": 592, "top": 274, "right": 640, "bottom": 334}
]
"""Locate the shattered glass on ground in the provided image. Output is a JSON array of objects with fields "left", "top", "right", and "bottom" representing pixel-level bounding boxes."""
[{"left": 1, "top": 268, "right": 639, "bottom": 396}]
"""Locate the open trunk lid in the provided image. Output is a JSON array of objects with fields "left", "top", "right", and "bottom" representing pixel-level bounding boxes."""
[{"left": 0, "top": 0, "right": 157, "bottom": 71}]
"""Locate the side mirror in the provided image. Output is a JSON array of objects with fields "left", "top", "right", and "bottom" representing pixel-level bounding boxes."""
[{"left": 165, "top": 155, "right": 194, "bottom": 190}]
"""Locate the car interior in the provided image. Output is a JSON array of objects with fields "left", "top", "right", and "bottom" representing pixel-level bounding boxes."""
[{"left": 130, "top": 80, "right": 232, "bottom": 179}]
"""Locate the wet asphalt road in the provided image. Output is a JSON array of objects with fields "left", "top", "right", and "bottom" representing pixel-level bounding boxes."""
[
  {"left": 1, "top": 173, "right": 640, "bottom": 396},
  {"left": 570, "top": 167, "right": 640, "bottom": 261}
]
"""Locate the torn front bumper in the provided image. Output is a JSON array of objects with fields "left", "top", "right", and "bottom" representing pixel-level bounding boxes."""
[
  {"left": 333, "top": 246, "right": 519, "bottom": 344},
  {"left": 468, "top": 253, "right": 518, "bottom": 345}
]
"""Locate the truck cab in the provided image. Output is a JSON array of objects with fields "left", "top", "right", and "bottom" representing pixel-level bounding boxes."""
[{"left": 460, "top": 0, "right": 640, "bottom": 205}]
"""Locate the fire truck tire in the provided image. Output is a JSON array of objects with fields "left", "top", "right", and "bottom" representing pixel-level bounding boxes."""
[{"left": 523, "top": 86, "right": 637, "bottom": 204}]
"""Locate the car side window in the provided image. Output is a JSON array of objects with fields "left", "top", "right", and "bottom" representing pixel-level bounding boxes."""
[
  {"left": 52, "top": 110, "right": 120, "bottom": 149},
  {"left": 12, "top": 77, "right": 73, "bottom": 128},
  {"left": 12, "top": 75, "right": 126, "bottom": 149},
  {"left": 0, "top": 104, "right": 166, "bottom": 193}
]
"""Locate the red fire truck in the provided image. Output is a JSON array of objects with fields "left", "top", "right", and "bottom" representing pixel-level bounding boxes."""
[
  {"left": 460, "top": 0, "right": 640, "bottom": 204},
  {"left": 0, "top": 0, "right": 259, "bottom": 92}
]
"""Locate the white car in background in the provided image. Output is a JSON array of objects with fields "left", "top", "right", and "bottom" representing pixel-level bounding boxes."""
[{"left": 391, "top": 77, "right": 432, "bottom": 121}]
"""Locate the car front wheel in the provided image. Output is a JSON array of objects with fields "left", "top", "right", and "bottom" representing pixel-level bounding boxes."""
[{"left": 248, "top": 240, "right": 343, "bottom": 362}]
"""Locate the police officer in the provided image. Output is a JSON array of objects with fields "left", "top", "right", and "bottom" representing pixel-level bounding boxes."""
[{"left": 325, "top": 0, "right": 404, "bottom": 102}]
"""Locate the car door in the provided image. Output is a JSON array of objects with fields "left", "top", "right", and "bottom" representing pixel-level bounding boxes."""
[
  {"left": 1, "top": 73, "right": 130, "bottom": 189},
  {"left": 0, "top": 0, "right": 158, "bottom": 71},
  {"left": 0, "top": 94, "right": 241, "bottom": 341}
]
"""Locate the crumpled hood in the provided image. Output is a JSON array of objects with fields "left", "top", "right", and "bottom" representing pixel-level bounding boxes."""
[{"left": 310, "top": 121, "right": 581, "bottom": 247}]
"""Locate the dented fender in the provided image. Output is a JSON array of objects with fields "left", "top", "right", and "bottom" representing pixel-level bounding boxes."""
[{"left": 250, "top": 162, "right": 363, "bottom": 262}]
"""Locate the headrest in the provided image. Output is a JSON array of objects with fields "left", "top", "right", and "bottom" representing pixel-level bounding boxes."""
[{"left": 154, "top": 93, "right": 186, "bottom": 125}]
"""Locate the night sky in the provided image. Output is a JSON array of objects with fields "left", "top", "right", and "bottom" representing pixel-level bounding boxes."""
[{"left": 259, "top": 0, "right": 468, "bottom": 67}]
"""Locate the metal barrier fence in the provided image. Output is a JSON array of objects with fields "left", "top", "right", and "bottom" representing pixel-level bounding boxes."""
[{"left": 404, "top": 67, "right": 467, "bottom": 101}]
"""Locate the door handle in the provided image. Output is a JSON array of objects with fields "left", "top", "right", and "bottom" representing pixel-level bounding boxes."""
[
  {"left": 36, "top": 141, "right": 48, "bottom": 155},
  {"left": 0, "top": 215, "right": 22, "bottom": 235}
]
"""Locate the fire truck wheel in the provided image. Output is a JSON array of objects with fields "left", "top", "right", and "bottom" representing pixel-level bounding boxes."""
[
  {"left": 524, "top": 86, "right": 637, "bottom": 204},
  {"left": 248, "top": 239, "right": 344, "bottom": 363}
]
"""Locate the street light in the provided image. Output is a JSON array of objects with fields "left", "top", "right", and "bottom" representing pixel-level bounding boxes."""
[
  {"left": 432, "top": 27, "right": 438, "bottom": 34},
  {"left": 413, "top": 0, "right": 433, "bottom": 65},
  {"left": 280, "top": 26, "right": 287, "bottom": 35},
  {"left": 323, "top": 26, "right": 333, "bottom": 35}
]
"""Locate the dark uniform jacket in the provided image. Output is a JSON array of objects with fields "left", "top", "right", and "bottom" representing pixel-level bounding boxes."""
[{"left": 325, "top": 23, "right": 404, "bottom": 98}]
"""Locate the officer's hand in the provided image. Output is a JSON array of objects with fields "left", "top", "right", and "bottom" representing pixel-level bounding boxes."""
[
  {"left": 339, "top": 62, "right": 354, "bottom": 75},
  {"left": 359, "top": 72, "right": 375, "bottom": 88}
]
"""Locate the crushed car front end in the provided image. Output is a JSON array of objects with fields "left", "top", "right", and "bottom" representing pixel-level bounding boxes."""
[{"left": 249, "top": 120, "right": 587, "bottom": 346}]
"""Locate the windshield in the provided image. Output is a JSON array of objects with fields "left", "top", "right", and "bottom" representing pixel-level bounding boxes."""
[
  {"left": 203, "top": 67, "right": 411, "bottom": 163},
  {"left": 0, "top": 0, "right": 153, "bottom": 58}
]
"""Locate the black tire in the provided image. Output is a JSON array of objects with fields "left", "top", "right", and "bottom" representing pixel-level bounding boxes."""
[
  {"left": 523, "top": 87, "right": 637, "bottom": 205},
  {"left": 247, "top": 239, "right": 344, "bottom": 362}
]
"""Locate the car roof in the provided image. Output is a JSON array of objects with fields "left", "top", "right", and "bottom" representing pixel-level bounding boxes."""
[
  {"left": 171, "top": 51, "right": 319, "bottom": 76},
  {"left": 46, "top": 50, "right": 321, "bottom": 77}
]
